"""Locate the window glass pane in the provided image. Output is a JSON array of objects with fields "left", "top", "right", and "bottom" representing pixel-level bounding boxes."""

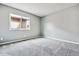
[
  {"left": 10, "top": 16, "right": 21, "bottom": 29},
  {"left": 21, "top": 18, "right": 27, "bottom": 29}
]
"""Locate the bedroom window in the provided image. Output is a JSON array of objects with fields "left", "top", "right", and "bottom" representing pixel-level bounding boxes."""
[{"left": 9, "top": 14, "right": 30, "bottom": 30}]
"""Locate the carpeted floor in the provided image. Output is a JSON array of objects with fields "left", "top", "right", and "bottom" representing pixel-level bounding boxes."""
[{"left": 0, "top": 38, "right": 79, "bottom": 56}]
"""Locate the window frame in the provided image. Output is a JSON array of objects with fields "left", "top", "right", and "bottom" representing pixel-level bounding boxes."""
[{"left": 9, "top": 13, "right": 30, "bottom": 31}]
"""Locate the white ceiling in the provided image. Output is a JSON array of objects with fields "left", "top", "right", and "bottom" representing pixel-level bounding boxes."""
[{"left": 3, "top": 3, "right": 77, "bottom": 17}]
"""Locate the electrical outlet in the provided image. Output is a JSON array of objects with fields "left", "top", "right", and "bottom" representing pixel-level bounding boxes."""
[
  {"left": 24, "top": 35, "right": 26, "bottom": 37},
  {"left": 1, "top": 37, "right": 3, "bottom": 40}
]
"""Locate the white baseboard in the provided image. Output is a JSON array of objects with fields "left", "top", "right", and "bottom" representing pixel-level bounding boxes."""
[
  {"left": 0, "top": 36, "right": 40, "bottom": 45},
  {"left": 46, "top": 37, "right": 79, "bottom": 45}
]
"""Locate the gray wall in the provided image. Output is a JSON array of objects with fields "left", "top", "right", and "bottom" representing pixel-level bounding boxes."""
[
  {"left": 0, "top": 4, "right": 40, "bottom": 43},
  {"left": 41, "top": 5, "right": 79, "bottom": 43}
]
